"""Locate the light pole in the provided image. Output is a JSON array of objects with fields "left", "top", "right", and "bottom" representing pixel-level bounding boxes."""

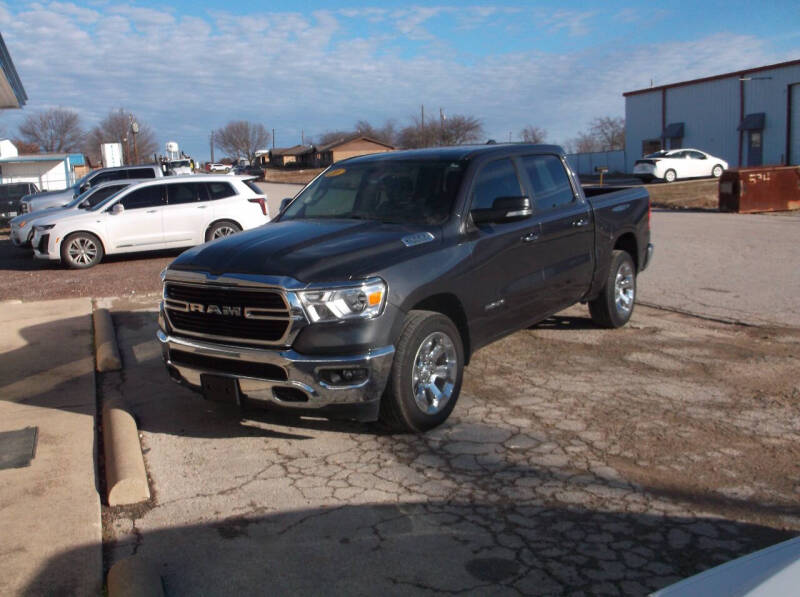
[{"left": 129, "top": 114, "right": 140, "bottom": 164}]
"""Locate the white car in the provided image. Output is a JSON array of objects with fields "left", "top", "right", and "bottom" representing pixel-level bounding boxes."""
[
  {"left": 10, "top": 180, "right": 134, "bottom": 248},
  {"left": 633, "top": 149, "right": 728, "bottom": 183},
  {"left": 30, "top": 175, "right": 269, "bottom": 269},
  {"left": 207, "top": 163, "right": 230, "bottom": 172}
]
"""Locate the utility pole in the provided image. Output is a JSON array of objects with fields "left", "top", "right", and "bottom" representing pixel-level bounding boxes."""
[
  {"left": 272, "top": 128, "right": 275, "bottom": 149},
  {"left": 439, "top": 108, "right": 446, "bottom": 144},
  {"left": 129, "top": 114, "right": 139, "bottom": 164},
  {"left": 210, "top": 131, "right": 215, "bottom": 163},
  {"left": 301, "top": 129, "right": 304, "bottom": 145}
]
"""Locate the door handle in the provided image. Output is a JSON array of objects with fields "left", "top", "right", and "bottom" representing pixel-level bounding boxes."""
[
  {"left": 197, "top": 205, "right": 208, "bottom": 209},
  {"left": 572, "top": 218, "right": 589, "bottom": 227},
  {"left": 521, "top": 232, "right": 539, "bottom": 243},
  {"left": 146, "top": 210, "right": 158, "bottom": 213}
]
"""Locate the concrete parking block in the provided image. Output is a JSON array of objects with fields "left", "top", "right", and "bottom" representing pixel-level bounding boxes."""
[
  {"left": 94, "top": 307, "right": 122, "bottom": 372},
  {"left": 103, "top": 398, "right": 150, "bottom": 506}
]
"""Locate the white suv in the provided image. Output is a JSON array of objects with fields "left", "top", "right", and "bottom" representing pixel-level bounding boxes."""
[{"left": 31, "top": 175, "right": 269, "bottom": 269}]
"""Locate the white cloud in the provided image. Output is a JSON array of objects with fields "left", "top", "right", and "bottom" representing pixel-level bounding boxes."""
[{"left": 0, "top": 4, "right": 793, "bottom": 158}]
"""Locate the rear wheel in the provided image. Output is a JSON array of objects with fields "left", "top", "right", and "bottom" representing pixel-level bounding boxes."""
[
  {"left": 61, "top": 232, "right": 104, "bottom": 269},
  {"left": 589, "top": 250, "right": 636, "bottom": 328},
  {"left": 206, "top": 220, "right": 241, "bottom": 241},
  {"left": 664, "top": 169, "right": 677, "bottom": 183},
  {"left": 712, "top": 164, "right": 723, "bottom": 178},
  {"left": 380, "top": 310, "right": 464, "bottom": 433}
]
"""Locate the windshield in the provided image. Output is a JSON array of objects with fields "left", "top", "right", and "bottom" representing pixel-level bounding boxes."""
[
  {"left": 281, "top": 159, "right": 467, "bottom": 225},
  {"left": 89, "top": 187, "right": 129, "bottom": 212},
  {"left": 63, "top": 187, "right": 96, "bottom": 208}
]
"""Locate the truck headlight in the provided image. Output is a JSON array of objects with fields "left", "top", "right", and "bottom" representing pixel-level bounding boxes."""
[{"left": 298, "top": 279, "right": 386, "bottom": 322}]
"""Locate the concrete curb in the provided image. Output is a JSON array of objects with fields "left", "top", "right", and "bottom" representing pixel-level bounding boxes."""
[
  {"left": 103, "top": 398, "right": 150, "bottom": 506},
  {"left": 107, "top": 556, "right": 164, "bottom": 597},
  {"left": 93, "top": 308, "right": 122, "bottom": 372}
]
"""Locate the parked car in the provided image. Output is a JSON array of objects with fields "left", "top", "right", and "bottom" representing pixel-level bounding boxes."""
[
  {"left": 245, "top": 164, "right": 265, "bottom": 179},
  {"left": 0, "top": 182, "right": 39, "bottom": 222},
  {"left": 633, "top": 149, "right": 728, "bottom": 183},
  {"left": 10, "top": 180, "right": 135, "bottom": 248},
  {"left": 31, "top": 175, "right": 269, "bottom": 269},
  {"left": 20, "top": 164, "right": 166, "bottom": 213},
  {"left": 206, "top": 163, "right": 229, "bottom": 172},
  {"left": 158, "top": 144, "right": 653, "bottom": 432}
]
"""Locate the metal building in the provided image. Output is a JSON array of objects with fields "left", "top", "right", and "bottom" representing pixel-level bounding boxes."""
[{"left": 624, "top": 59, "right": 800, "bottom": 173}]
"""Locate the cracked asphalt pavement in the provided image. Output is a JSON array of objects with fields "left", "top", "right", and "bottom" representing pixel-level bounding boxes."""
[{"left": 100, "top": 295, "right": 799, "bottom": 595}]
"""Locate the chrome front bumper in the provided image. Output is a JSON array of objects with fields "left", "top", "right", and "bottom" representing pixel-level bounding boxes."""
[{"left": 157, "top": 329, "right": 394, "bottom": 420}]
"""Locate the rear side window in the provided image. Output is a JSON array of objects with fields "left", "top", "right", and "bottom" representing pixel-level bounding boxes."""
[
  {"left": 127, "top": 168, "right": 156, "bottom": 179},
  {"left": 120, "top": 185, "right": 164, "bottom": 209},
  {"left": 470, "top": 158, "right": 522, "bottom": 211},
  {"left": 90, "top": 170, "right": 127, "bottom": 186},
  {"left": 86, "top": 185, "right": 125, "bottom": 207},
  {"left": 167, "top": 182, "right": 208, "bottom": 204},
  {"left": 243, "top": 180, "right": 263, "bottom": 195},
  {"left": 206, "top": 182, "right": 236, "bottom": 200},
  {"left": 520, "top": 155, "right": 575, "bottom": 211}
]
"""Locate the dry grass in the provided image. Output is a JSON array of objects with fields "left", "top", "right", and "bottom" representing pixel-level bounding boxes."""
[{"left": 263, "top": 168, "right": 325, "bottom": 184}]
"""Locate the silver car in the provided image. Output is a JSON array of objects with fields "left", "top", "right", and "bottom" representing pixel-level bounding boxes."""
[
  {"left": 10, "top": 180, "right": 135, "bottom": 247},
  {"left": 20, "top": 164, "right": 165, "bottom": 213}
]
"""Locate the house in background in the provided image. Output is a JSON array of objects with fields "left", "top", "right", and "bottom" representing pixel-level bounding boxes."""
[
  {"left": 0, "top": 141, "right": 86, "bottom": 191},
  {"left": 624, "top": 58, "right": 800, "bottom": 172},
  {"left": 269, "top": 144, "right": 314, "bottom": 167},
  {"left": 313, "top": 136, "right": 394, "bottom": 167}
]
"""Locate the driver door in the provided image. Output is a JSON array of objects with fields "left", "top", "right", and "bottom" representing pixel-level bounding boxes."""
[{"left": 105, "top": 185, "right": 165, "bottom": 250}]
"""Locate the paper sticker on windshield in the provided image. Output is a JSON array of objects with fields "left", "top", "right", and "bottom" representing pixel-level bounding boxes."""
[{"left": 325, "top": 168, "right": 346, "bottom": 178}]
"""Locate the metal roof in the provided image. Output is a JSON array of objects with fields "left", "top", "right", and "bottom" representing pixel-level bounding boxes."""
[
  {"left": 0, "top": 154, "right": 71, "bottom": 163},
  {"left": 623, "top": 58, "right": 800, "bottom": 97},
  {"left": 0, "top": 33, "right": 27, "bottom": 109}
]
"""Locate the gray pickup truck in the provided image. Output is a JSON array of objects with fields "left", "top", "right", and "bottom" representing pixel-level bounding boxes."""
[
  {"left": 20, "top": 164, "right": 165, "bottom": 213},
  {"left": 158, "top": 144, "right": 653, "bottom": 432}
]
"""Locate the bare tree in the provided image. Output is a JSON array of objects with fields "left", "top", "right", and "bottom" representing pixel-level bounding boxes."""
[
  {"left": 18, "top": 108, "right": 84, "bottom": 153},
  {"left": 354, "top": 119, "right": 398, "bottom": 146},
  {"left": 214, "top": 121, "right": 270, "bottom": 163},
  {"left": 520, "top": 125, "right": 547, "bottom": 144},
  {"left": 315, "top": 130, "right": 354, "bottom": 147},
  {"left": 11, "top": 138, "right": 40, "bottom": 153},
  {"left": 398, "top": 113, "right": 483, "bottom": 148},
  {"left": 589, "top": 116, "right": 625, "bottom": 150},
  {"left": 84, "top": 109, "right": 158, "bottom": 165}
]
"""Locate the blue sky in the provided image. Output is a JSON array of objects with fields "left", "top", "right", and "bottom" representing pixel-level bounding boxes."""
[{"left": 1, "top": 1, "right": 799, "bottom": 160}]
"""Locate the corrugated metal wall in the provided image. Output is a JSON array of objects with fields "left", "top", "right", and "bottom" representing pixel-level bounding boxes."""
[
  {"left": 566, "top": 150, "right": 626, "bottom": 175},
  {"left": 625, "top": 62, "right": 800, "bottom": 171}
]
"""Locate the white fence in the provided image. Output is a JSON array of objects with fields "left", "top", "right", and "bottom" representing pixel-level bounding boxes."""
[{"left": 566, "top": 150, "right": 626, "bottom": 175}]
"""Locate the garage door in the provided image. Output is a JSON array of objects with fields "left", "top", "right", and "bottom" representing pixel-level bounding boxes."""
[{"left": 791, "top": 83, "right": 800, "bottom": 165}]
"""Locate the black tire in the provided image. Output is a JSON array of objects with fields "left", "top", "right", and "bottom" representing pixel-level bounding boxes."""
[
  {"left": 589, "top": 250, "right": 636, "bottom": 329},
  {"left": 206, "top": 220, "right": 241, "bottom": 241},
  {"left": 712, "top": 164, "right": 723, "bottom": 178},
  {"left": 60, "top": 232, "right": 104, "bottom": 269},
  {"left": 380, "top": 310, "right": 464, "bottom": 433},
  {"left": 663, "top": 169, "right": 677, "bottom": 183}
]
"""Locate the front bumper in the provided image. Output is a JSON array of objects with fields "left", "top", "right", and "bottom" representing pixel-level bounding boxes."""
[
  {"left": 10, "top": 226, "right": 33, "bottom": 247},
  {"left": 157, "top": 329, "right": 395, "bottom": 422}
]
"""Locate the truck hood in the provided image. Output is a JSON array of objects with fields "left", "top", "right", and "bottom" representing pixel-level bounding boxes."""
[
  {"left": 24, "top": 188, "right": 75, "bottom": 202},
  {"left": 169, "top": 218, "right": 442, "bottom": 283}
]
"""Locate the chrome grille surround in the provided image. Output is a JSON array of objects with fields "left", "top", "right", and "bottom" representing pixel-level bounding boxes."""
[{"left": 163, "top": 271, "right": 308, "bottom": 347}]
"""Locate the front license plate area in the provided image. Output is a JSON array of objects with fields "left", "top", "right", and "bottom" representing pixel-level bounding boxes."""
[{"left": 201, "top": 374, "right": 240, "bottom": 404}]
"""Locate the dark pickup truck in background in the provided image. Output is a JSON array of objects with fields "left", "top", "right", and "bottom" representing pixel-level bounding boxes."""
[
  {"left": 158, "top": 144, "right": 653, "bottom": 432},
  {"left": 0, "top": 182, "right": 39, "bottom": 223}
]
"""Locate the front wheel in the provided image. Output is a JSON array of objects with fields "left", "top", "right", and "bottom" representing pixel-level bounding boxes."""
[
  {"left": 61, "top": 232, "right": 104, "bottom": 269},
  {"left": 712, "top": 164, "right": 723, "bottom": 178},
  {"left": 206, "top": 220, "right": 241, "bottom": 241},
  {"left": 380, "top": 310, "right": 464, "bottom": 433},
  {"left": 589, "top": 250, "right": 636, "bottom": 328},
  {"left": 663, "top": 169, "right": 677, "bottom": 183}
]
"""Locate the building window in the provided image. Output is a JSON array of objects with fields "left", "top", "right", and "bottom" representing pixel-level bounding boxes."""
[{"left": 642, "top": 139, "right": 662, "bottom": 155}]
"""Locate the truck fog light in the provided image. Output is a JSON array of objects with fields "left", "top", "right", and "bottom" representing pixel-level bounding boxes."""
[{"left": 319, "top": 368, "right": 368, "bottom": 386}]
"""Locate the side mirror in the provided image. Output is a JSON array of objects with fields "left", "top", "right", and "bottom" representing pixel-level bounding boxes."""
[
  {"left": 279, "top": 198, "right": 292, "bottom": 213},
  {"left": 110, "top": 203, "right": 124, "bottom": 215},
  {"left": 471, "top": 196, "right": 532, "bottom": 225}
]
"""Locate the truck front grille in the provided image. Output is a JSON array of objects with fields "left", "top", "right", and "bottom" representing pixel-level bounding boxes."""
[{"left": 164, "top": 282, "right": 292, "bottom": 345}]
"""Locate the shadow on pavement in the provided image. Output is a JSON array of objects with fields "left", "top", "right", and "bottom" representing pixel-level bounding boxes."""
[{"left": 24, "top": 502, "right": 795, "bottom": 595}]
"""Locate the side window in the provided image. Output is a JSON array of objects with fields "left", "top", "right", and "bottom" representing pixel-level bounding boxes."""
[
  {"left": 120, "top": 186, "right": 164, "bottom": 210},
  {"left": 521, "top": 155, "right": 575, "bottom": 211},
  {"left": 167, "top": 183, "right": 206, "bottom": 204},
  {"left": 206, "top": 182, "right": 236, "bottom": 200},
  {"left": 86, "top": 185, "right": 123, "bottom": 207},
  {"left": 470, "top": 158, "right": 522, "bottom": 211},
  {"left": 128, "top": 168, "right": 156, "bottom": 179}
]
